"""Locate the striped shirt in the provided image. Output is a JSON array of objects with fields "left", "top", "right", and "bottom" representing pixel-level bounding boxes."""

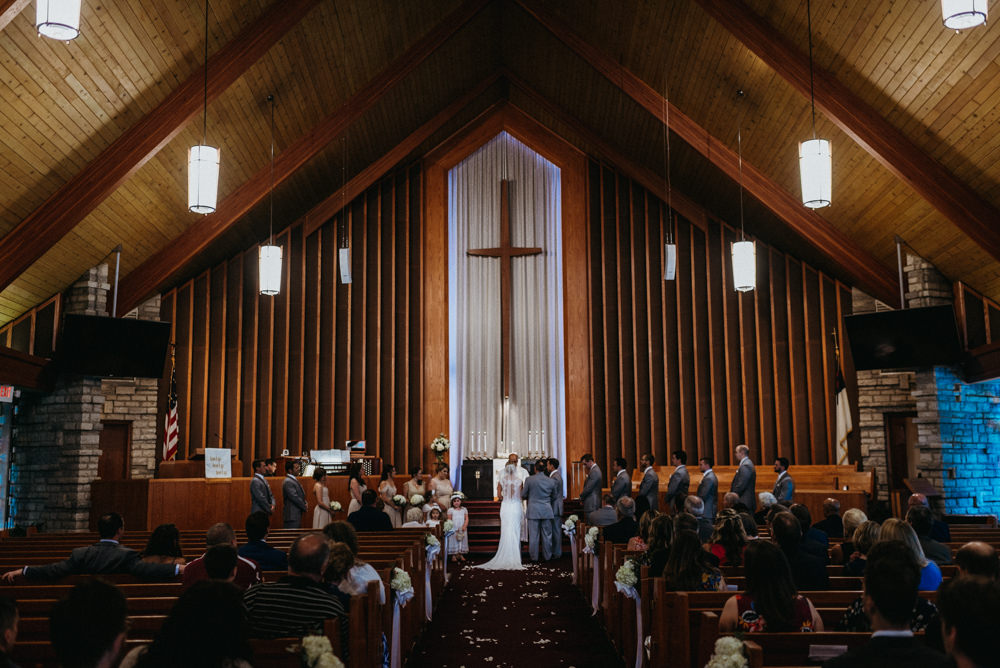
[{"left": 243, "top": 576, "right": 348, "bottom": 653}]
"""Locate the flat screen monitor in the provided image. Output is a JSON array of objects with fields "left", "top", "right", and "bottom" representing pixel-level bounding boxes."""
[
  {"left": 56, "top": 314, "right": 171, "bottom": 378},
  {"left": 844, "top": 305, "right": 963, "bottom": 371}
]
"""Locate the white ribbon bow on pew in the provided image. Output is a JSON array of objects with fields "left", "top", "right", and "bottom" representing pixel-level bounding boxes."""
[
  {"left": 614, "top": 582, "right": 643, "bottom": 668},
  {"left": 424, "top": 542, "right": 440, "bottom": 621},
  {"left": 441, "top": 527, "right": 456, "bottom": 583},
  {"left": 390, "top": 573, "right": 414, "bottom": 668},
  {"left": 591, "top": 554, "right": 600, "bottom": 615},
  {"left": 562, "top": 525, "right": 578, "bottom": 584}
]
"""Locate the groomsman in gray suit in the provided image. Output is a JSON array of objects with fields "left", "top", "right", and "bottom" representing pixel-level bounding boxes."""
[
  {"left": 772, "top": 457, "right": 794, "bottom": 503},
  {"left": 730, "top": 444, "right": 757, "bottom": 511},
  {"left": 578, "top": 454, "right": 603, "bottom": 520},
  {"left": 522, "top": 461, "right": 558, "bottom": 561},
  {"left": 282, "top": 460, "right": 308, "bottom": 528},
  {"left": 638, "top": 454, "right": 659, "bottom": 513},
  {"left": 610, "top": 457, "right": 631, "bottom": 502},
  {"left": 250, "top": 459, "right": 275, "bottom": 516},
  {"left": 546, "top": 458, "right": 564, "bottom": 558},
  {"left": 664, "top": 450, "right": 690, "bottom": 513},
  {"left": 697, "top": 456, "right": 718, "bottom": 520}
]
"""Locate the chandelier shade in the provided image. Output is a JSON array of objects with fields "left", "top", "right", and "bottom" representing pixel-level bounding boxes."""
[
  {"left": 188, "top": 145, "right": 220, "bottom": 214},
  {"left": 731, "top": 240, "right": 756, "bottom": 292},
  {"left": 942, "top": 0, "right": 988, "bottom": 29},
  {"left": 798, "top": 138, "right": 832, "bottom": 209},
  {"left": 663, "top": 243, "right": 676, "bottom": 281},
  {"left": 258, "top": 244, "right": 282, "bottom": 296},
  {"left": 36, "top": 0, "right": 81, "bottom": 40}
]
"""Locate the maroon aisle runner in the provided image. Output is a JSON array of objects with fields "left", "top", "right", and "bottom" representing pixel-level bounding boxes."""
[{"left": 406, "top": 556, "right": 624, "bottom": 668}]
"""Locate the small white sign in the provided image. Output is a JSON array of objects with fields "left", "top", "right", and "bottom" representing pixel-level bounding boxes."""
[{"left": 204, "top": 448, "right": 232, "bottom": 479}]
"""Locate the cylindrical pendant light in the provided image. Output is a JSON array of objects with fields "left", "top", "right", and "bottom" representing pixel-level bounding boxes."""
[
  {"left": 36, "top": 0, "right": 81, "bottom": 40},
  {"left": 258, "top": 244, "right": 282, "bottom": 296},
  {"left": 942, "top": 0, "right": 988, "bottom": 29},
  {"left": 799, "top": 138, "right": 831, "bottom": 209},
  {"left": 732, "top": 240, "right": 756, "bottom": 292},
  {"left": 187, "top": 145, "right": 219, "bottom": 214}
]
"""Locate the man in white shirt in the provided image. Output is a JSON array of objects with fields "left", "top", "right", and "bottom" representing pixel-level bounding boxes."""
[
  {"left": 697, "top": 456, "right": 718, "bottom": 521},
  {"left": 546, "top": 458, "right": 564, "bottom": 559},
  {"left": 637, "top": 454, "right": 659, "bottom": 513},
  {"left": 664, "top": 450, "right": 690, "bottom": 513},
  {"left": 610, "top": 457, "right": 631, "bottom": 501},
  {"left": 729, "top": 444, "right": 756, "bottom": 511},
  {"left": 772, "top": 457, "right": 794, "bottom": 503}
]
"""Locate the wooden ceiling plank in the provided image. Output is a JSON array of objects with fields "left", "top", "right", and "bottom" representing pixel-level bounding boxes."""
[
  {"left": 694, "top": 0, "right": 1000, "bottom": 264},
  {"left": 0, "top": 0, "right": 322, "bottom": 294},
  {"left": 515, "top": 0, "right": 899, "bottom": 306},
  {"left": 115, "top": 0, "right": 491, "bottom": 315},
  {"left": 0, "top": 0, "right": 28, "bottom": 33}
]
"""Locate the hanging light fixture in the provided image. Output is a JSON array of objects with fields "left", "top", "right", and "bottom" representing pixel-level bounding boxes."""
[
  {"left": 259, "top": 95, "right": 281, "bottom": 296},
  {"left": 662, "top": 75, "right": 677, "bottom": 281},
  {"left": 36, "top": 0, "right": 81, "bottom": 40},
  {"left": 798, "top": 0, "right": 831, "bottom": 209},
  {"left": 942, "top": 0, "right": 987, "bottom": 29},
  {"left": 188, "top": 0, "right": 219, "bottom": 214},
  {"left": 732, "top": 97, "right": 755, "bottom": 293}
]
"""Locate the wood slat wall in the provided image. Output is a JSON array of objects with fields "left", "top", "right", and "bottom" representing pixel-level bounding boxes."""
[
  {"left": 587, "top": 160, "right": 852, "bottom": 472},
  {"left": 160, "top": 165, "right": 423, "bottom": 475}
]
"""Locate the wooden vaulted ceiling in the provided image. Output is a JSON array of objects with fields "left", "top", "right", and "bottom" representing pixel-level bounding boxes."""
[{"left": 1, "top": 0, "right": 1000, "bottom": 326}]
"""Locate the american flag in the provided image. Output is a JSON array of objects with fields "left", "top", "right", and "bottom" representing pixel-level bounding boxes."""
[{"left": 163, "top": 363, "right": 179, "bottom": 462}]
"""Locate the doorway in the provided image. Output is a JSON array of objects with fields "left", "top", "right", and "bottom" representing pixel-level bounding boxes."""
[
  {"left": 884, "top": 411, "right": 917, "bottom": 514},
  {"left": 98, "top": 421, "right": 132, "bottom": 481}
]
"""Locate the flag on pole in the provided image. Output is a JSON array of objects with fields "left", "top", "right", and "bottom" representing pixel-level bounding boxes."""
[
  {"left": 163, "top": 359, "right": 179, "bottom": 462},
  {"left": 835, "top": 365, "right": 852, "bottom": 466}
]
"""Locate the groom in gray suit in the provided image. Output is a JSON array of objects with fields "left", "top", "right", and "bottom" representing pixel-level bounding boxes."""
[
  {"left": 546, "top": 458, "right": 564, "bottom": 559},
  {"left": 522, "top": 461, "right": 557, "bottom": 561}
]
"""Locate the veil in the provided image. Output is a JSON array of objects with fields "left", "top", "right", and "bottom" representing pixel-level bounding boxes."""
[
  {"left": 475, "top": 462, "right": 525, "bottom": 570},
  {"left": 500, "top": 463, "right": 522, "bottom": 500}
]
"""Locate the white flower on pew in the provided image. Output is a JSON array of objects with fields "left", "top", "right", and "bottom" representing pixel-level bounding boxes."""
[
  {"left": 391, "top": 567, "right": 414, "bottom": 606},
  {"left": 705, "top": 636, "right": 748, "bottom": 668},
  {"left": 614, "top": 558, "right": 640, "bottom": 600},
  {"left": 392, "top": 494, "right": 407, "bottom": 507},
  {"left": 426, "top": 534, "right": 439, "bottom": 547},
  {"left": 330, "top": 501, "right": 342, "bottom": 512},
  {"left": 442, "top": 519, "right": 455, "bottom": 534},
  {"left": 583, "top": 526, "right": 599, "bottom": 553},
  {"left": 562, "top": 515, "right": 578, "bottom": 534},
  {"left": 300, "top": 635, "right": 345, "bottom": 668},
  {"left": 409, "top": 494, "right": 426, "bottom": 506},
  {"left": 430, "top": 434, "right": 450, "bottom": 452},
  {"left": 568, "top": 514, "right": 579, "bottom": 523}
]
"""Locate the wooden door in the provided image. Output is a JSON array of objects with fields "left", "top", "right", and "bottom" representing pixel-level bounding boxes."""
[
  {"left": 884, "top": 412, "right": 916, "bottom": 491},
  {"left": 98, "top": 421, "right": 131, "bottom": 481}
]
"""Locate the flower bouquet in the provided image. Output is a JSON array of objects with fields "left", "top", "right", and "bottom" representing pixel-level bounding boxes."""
[
  {"left": 409, "top": 493, "right": 425, "bottom": 507},
  {"left": 430, "top": 433, "right": 450, "bottom": 464},
  {"left": 583, "top": 526, "right": 599, "bottom": 553},
  {"left": 562, "top": 514, "right": 579, "bottom": 534},
  {"left": 425, "top": 534, "right": 439, "bottom": 547},
  {"left": 705, "top": 636, "right": 749, "bottom": 668},
  {"left": 299, "top": 635, "right": 345, "bottom": 668},
  {"left": 329, "top": 501, "right": 342, "bottom": 512},
  {"left": 391, "top": 566, "right": 414, "bottom": 605},
  {"left": 442, "top": 519, "right": 454, "bottom": 534},
  {"left": 392, "top": 494, "right": 407, "bottom": 507}
]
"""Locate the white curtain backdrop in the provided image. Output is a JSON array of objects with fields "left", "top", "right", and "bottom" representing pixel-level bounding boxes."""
[{"left": 448, "top": 132, "right": 566, "bottom": 490}]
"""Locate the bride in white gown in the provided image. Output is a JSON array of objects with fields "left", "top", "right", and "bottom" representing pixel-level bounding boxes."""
[{"left": 474, "top": 463, "right": 524, "bottom": 570}]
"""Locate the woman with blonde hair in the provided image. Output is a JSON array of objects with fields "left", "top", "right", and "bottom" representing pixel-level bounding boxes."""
[
  {"left": 628, "top": 509, "right": 659, "bottom": 552},
  {"left": 879, "top": 518, "right": 942, "bottom": 591},
  {"left": 832, "top": 507, "right": 868, "bottom": 564},
  {"left": 709, "top": 509, "right": 748, "bottom": 566},
  {"left": 843, "top": 520, "right": 880, "bottom": 576}
]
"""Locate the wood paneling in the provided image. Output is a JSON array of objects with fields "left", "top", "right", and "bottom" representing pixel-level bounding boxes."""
[
  {"left": 161, "top": 165, "right": 423, "bottom": 474},
  {"left": 587, "top": 162, "right": 854, "bottom": 471}
]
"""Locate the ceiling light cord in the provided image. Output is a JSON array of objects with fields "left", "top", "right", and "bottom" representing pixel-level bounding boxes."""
[
  {"left": 202, "top": 0, "right": 209, "bottom": 146},
  {"left": 807, "top": 0, "right": 817, "bottom": 140},
  {"left": 268, "top": 95, "right": 275, "bottom": 246},
  {"left": 738, "top": 125, "right": 746, "bottom": 241},
  {"left": 663, "top": 75, "right": 673, "bottom": 244}
]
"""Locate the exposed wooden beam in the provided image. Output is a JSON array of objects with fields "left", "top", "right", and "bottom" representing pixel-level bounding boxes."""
[
  {"left": 0, "top": 0, "right": 29, "bottom": 33},
  {"left": 516, "top": 0, "right": 899, "bottom": 306},
  {"left": 695, "top": 0, "right": 1000, "bottom": 264},
  {"left": 0, "top": 345, "right": 50, "bottom": 390},
  {"left": 117, "top": 0, "right": 490, "bottom": 315},
  {"left": 302, "top": 73, "right": 502, "bottom": 238},
  {"left": 0, "top": 0, "right": 321, "bottom": 294}
]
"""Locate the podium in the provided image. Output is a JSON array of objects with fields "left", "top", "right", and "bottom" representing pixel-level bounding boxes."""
[{"left": 462, "top": 460, "right": 494, "bottom": 499}]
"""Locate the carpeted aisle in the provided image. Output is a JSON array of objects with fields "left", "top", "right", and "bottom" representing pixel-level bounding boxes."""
[{"left": 406, "top": 556, "right": 625, "bottom": 668}]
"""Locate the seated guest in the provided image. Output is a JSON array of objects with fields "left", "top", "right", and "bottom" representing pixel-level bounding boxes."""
[
  {"left": 238, "top": 511, "right": 289, "bottom": 572},
  {"left": 723, "top": 491, "right": 750, "bottom": 515},
  {"left": 879, "top": 518, "right": 941, "bottom": 591},
  {"left": 628, "top": 509, "right": 659, "bottom": 552},
  {"left": 323, "top": 541, "right": 355, "bottom": 610},
  {"left": 323, "top": 521, "right": 386, "bottom": 604},
  {"left": 2, "top": 512, "right": 181, "bottom": 582},
  {"left": 121, "top": 581, "right": 253, "bottom": 668},
  {"left": 662, "top": 530, "right": 726, "bottom": 592},
  {"left": 589, "top": 494, "right": 619, "bottom": 527},
  {"left": 50, "top": 579, "right": 128, "bottom": 668},
  {"left": 684, "top": 495, "right": 714, "bottom": 543},
  {"left": 755, "top": 491, "right": 778, "bottom": 525},
  {"left": 348, "top": 489, "right": 393, "bottom": 532},
  {"left": 401, "top": 507, "right": 426, "bottom": 527},
  {"left": 203, "top": 544, "right": 239, "bottom": 582},
  {"left": 771, "top": 511, "right": 829, "bottom": 590},
  {"left": 825, "top": 541, "right": 950, "bottom": 667},
  {"left": 906, "top": 505, "right": 952, "bottom": 566},
  {"left": 954, "top": 541, "right": 999, "bottom": 578},
  {"left": 0, "top": 597, "right": 17, "bottom": 668},
  {"left": 938, "top": 575, "right": 1000, "bottom": 668},
  {"left": 738, "top": 512, "right": 758, "bottom": 540},
  {"left": 183, "top": 522, "right": 262, "bottom": 590},
  {"left": 812, "top": 498, "right": 844, "bottom": 538},
  {"left": 844, "top": 521, "right": 880, "bottom": 577},
  {"left": 719, "top": 540, "right": 823, "bottom": 632},
  {"left": 643, "top": 514, "right": 675, "bottom": 578},
  {"left": 709, "top": 509, "right": 748, "bottom": 566},
  {"left": 243, "top": 533, "right": 348, "bottom": 655},
  {"left": 832, "top": 507, "right": 868, "bottom": 565},
  {"left": 907, "top": 493, "right": 950, "bottom": 542},
  {"left": 603, "top": 496, "right": 639, "bottom": 544},
  {"left": 790, "top": 503, "right": 829, "bottom": 562},
  {"left": 140, "top": 523, "right": 185, "bottom": 565}
]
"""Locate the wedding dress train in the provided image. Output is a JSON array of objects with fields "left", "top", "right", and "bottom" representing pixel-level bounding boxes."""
[{"left": 474, "top": 466, "right": 524, "bottom": 570}]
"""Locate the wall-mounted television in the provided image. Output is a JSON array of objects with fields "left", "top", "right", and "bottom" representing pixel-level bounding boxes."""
[
  {"left": 844, "top": 305, "right": 963, "bottom": 371},
  {"left": 56, "top": 314, "right": 171, "bottom": 378}
]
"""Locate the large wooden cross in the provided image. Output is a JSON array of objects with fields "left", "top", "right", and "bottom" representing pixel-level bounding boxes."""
[{"left": 467, "top": 179, "right": 542, "bottom": 399}]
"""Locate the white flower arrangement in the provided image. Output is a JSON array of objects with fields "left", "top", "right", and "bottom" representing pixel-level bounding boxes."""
[
  {"left": 584, "top": 526, "right": 599, "bottom": 550},
  {"left": 442, "top": 519, "right": 455, "bottom": 533},
  {"left": 409, "top": 493, "right": 425, "bottom": 506},
  {"left": 391, "top": 567, "right": 413, "bottom": 593},
  {"left": 425, "top": 534, "right": 439, "bottom": 547},
  {"left": 300, "top": 635, "right": 345, "bottom": 668},
  {"left": 568, "top": 514, "right": 579, "bottom": 523},
  {"left": 430, "top": 433, "right": 450, "bottom": 452},
  {"left": 392, "top": 494, "right": 407, "bottom": 506},
  {"left": 563, "top": 519, "right": 576, "bottom": 532},
  {"left": 615, "top": 559, "right": 638, "bottom": 588},
  {"left": 705, "top": 636, "right": 748, "bottom": 668},
  {"left": 330, "top": 501, "right": 342, "bottom": 512}
]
